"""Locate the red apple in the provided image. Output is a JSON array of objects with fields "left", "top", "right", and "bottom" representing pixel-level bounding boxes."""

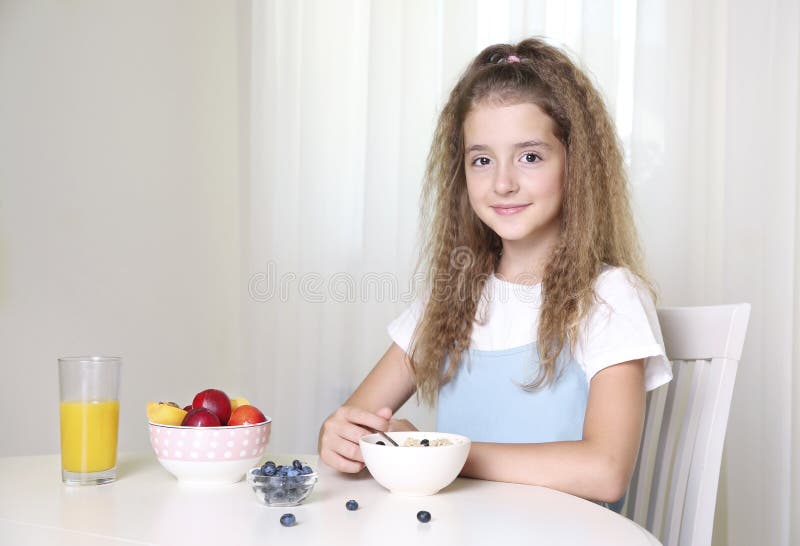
[
  {"left": 181, "top": 407, "right": 221, "bottom": 427},
  {"left": 228, "top": 405, "right": 267, "bottom": 426},
  {"left": 192, "top": 388, "right": 232, "bottom": 425}
]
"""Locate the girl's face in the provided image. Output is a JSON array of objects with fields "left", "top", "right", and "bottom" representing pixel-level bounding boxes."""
[{"left": 463, "top": 101, "right": 565, "bottom": 251}]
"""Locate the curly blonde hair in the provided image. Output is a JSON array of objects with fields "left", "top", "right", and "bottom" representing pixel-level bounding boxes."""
[{"left": 409, "top": 37, "right": 651, "bottom": 405}]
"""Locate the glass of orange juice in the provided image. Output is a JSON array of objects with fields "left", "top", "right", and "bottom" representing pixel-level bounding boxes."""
[{"left": 58, "top": 356, "right": 121, "bottom": 485}]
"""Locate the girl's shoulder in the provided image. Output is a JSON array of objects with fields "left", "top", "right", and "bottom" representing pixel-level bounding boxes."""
[
  {"left": 586, "top": 265, "right": 657, "bottom": 332},
  {"left": 596, "top": 264, "right": 644, "bottom": 286},
  {"left": 593, "top": 265, "right": 651, "bottom": 303},
  {"left": 579, "top": 265, "right": 670, "bottom": 391}
]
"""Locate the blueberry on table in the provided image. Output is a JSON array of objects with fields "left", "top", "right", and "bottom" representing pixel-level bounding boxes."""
[
  {"left": 346, "top": 499, "right": 359, "bottom": 511},
  {"left": 280, "top": 513, "right": 296, "bottom": 527},
  {"left": 420, "top": 439, "right": 430, "bottom": 446},
  {"left": 416, "top": 510, "right": 431, "bottom": 523}
]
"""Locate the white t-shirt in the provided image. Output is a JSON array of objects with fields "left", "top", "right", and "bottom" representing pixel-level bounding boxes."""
[{"left": 387, "top": 266, "right": 672, "bottom": 391}]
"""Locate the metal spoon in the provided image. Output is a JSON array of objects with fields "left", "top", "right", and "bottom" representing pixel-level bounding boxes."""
[{"left": 376, "top": 430, "right": 398, "bottom": 446}]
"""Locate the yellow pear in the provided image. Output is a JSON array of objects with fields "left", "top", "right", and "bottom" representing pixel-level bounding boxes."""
[{"left": 229, "top": 397, "right": 250, "bottom": 412}]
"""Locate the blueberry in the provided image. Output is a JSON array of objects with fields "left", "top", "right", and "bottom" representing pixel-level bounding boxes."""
[
  {"left": 271, "top": 489, "right": 287, "bottom": 500},
  {"left": 376, "top": 441, "right": 385, "bottom": 446},
  {"left": 292, "top": 459, "right": 304, "bottom": 471},
  {"left": 276, "top": 489, "right": 288, "bottom": 501},
  {"left": 417, "top": 510, "right": 431, "bottom": 523},
  {"left": 287, "top": 469, "right": 299, "bottom": 478},
  {"left": 420, "top": 439, "right": 430, "bottom": 446},
  {"left": 252, "top": 467, "right": 264, "bottom": 476},
  {"left": 280, "top": 513, "right": 296, "bottom": 527},
  {"left": 346, "top": 499, "right": 358, "bottom": 511},
  {"left": 301, "top": 465, "right": 313, "bottom": 474}
]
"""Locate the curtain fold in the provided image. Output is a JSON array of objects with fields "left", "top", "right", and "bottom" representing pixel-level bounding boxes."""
[{"left": 247, "top": 1, "right": 800, "bottom": 544}]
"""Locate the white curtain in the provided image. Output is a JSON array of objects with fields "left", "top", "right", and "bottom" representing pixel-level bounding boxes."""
[
  {"left": 246, "top": 1, "right": 800, "bottom": 545},
  {"left": 629, "top": 1, "right": 800, "bottom": 545}
]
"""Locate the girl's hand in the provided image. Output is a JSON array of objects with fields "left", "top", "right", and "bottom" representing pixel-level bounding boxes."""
[
  {"left": 318, "top": 405, "right": 393, "bottom": 473},
  {"left": 389, "top": 418, "right": 418, "bottom": 432}
]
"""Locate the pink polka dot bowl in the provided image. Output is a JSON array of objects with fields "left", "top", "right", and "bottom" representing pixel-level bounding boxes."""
[{"left": 148, "top": 418, "right": 272, "bottom": 484}]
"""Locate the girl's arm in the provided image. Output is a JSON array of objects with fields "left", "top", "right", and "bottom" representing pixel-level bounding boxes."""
[
  {"left": 318, "top": 342, "right": 417, "bottom": 472},
  {"left": 460, "top": 358, "right": 646, "bottom": 503}
]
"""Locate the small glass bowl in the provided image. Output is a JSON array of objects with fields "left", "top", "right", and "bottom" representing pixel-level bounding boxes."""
[{"left": 246, "top": 466, "right": 319, "bottom": 507}]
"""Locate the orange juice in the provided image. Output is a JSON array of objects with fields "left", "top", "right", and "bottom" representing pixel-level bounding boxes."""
[{"left": 60, "top": 400, "right": 119, "bottom": 473}]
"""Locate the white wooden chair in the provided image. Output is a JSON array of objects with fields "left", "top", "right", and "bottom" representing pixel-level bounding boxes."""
[{"left": 622, "top": 304, "right": 751, "bottom": 546}]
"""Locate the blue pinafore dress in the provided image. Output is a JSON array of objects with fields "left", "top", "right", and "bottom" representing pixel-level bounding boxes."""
[{"left": 436, "top": 342, "right": 625, "bottom": 512}]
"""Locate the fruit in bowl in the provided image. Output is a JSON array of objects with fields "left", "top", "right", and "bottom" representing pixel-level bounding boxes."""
[
  {"left": 359, "top": 431, "right": 470, "bottom": 496},
  {"left": 229, "top": 405, "right": 267, "bottom": 426},
  {"left": 147, "top": 402, "right": 187, "bottom": 426},
  {"left": 182, "top": 407, "right": 221, "bottom": 427},
  {"left": 192, "top": 388, "right": 232, "bottom": 425},
  {"left": 146, "top": 388, "right": 271, "bottom": 484}
]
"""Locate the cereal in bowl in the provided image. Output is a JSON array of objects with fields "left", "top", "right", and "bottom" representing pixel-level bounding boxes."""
[{"left": 402, "top": 437, "right": 454, "bottom": 447}]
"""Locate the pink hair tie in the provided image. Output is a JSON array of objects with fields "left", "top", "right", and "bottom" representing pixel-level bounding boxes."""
[{"left": 507, "top": 55, "right": 521, "bottom": 63}]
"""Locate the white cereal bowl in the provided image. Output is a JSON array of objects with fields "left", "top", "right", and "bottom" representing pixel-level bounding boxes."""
[
  {"left": 359, "top": 431, "right": 471, "bottom": 496},
  {"left": 148, "top": 419, "right": 271, "bottom": 484}
]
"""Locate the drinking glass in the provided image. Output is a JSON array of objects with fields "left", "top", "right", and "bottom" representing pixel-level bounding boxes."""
[{"left": 58, "top": 356, "right": 121, "bottom": 485}]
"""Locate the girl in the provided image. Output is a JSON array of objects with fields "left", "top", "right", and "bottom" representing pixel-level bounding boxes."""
[{"left": 318, "top": 37, "right": 671, "bottom": 510}]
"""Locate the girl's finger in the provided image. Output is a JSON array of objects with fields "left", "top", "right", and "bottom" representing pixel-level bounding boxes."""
[
  {"left": 320, "top": 447, "right": 365, "bottom": 473},
  {"left": 337, "top": 422, "right": 374, "bottom": 445},
  {"left": 321, "top": 425, "right": 366, "bottom": 462},
  {"left": 339, "top": 406, "right": 391, "bottom": 432},
  {"left": 329, "top": 433, "right": 365, "bottom": 462}
]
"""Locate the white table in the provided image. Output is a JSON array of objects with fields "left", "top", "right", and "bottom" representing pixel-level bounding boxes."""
[{"left": 0, "top": 453, "right": 661, "bottom": 546}]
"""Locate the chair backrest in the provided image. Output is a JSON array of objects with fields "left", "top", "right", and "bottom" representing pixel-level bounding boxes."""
[{"left": 623, "top": 304, "right": 751, "bottom": 546}]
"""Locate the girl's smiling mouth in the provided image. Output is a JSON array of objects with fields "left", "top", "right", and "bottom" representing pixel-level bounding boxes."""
[{"left": 491, "top": 204, "right": 531, "bottom": 215}]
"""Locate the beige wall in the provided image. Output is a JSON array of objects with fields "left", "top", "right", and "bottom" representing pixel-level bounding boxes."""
[{"left": 0, "top": 1, "right": 244, "bottom": 456}]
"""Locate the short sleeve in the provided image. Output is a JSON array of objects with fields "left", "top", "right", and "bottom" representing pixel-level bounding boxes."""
[
  {"left": 387, "top": 298, "right": 425, "bottom": 354},
  {"left": 575, "top": 268, "right": 672, "bottom": 391}
]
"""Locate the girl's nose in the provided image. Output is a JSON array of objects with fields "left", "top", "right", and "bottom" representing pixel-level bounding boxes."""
[{"left": 493, "top": 162, "right": 519, "bottom": 194}]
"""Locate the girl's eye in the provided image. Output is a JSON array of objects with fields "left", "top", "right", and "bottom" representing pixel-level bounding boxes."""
[
  {"left": 521, "top": 152, "right": 541, "bottom": 163},
  {"left": 471, "top": 156, "right": 491, "bottom": 166}
]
